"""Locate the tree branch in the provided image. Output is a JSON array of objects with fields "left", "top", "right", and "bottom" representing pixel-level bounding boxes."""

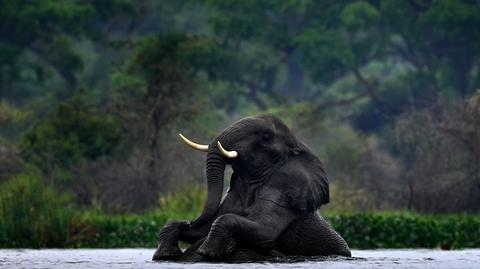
[
  {"left": 352, "top": 66, "right": 383, "bottom": 102},
  {"left": 313, "top": 92, "right": 369, "bottom": 115}
]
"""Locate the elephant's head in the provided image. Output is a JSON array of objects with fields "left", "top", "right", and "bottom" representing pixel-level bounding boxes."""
[{"left": 179, "top": 114, "right": 329, "bottom": 227}]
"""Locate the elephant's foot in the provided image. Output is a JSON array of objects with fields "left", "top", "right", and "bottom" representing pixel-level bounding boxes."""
[
  {"left": 152, "top": 244, "right": 182, "bottom": 261},
  {"left": 153, "top": 220, "right": 191, "bottom": 261},
  {"left": 197, "top": 236, "right": 237, "bottom": 260},
  {"left": 197, "top": 239, "right": 226, "bottom": 260}
]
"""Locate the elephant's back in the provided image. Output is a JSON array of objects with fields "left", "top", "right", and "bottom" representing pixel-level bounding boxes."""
[{"left": 275, "top": 213, "right": 351, "bottom": 257}]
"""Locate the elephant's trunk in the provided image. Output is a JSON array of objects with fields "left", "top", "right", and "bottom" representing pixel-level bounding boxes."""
[
  {"left": 190, "top": 128, "right": 240, "bottom": 228},
  {"left": 190, "top": 150, "right": 225, "bottom": 228}
]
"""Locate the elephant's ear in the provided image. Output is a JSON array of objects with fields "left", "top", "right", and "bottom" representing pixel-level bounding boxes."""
[{"left": 257, "top": 150, "right": 329, "bottom": 212}]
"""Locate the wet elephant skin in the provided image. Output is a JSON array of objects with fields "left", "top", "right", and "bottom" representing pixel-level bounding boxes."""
[{"left": 153, "top": 114, "right": 351, "bottom": 262}]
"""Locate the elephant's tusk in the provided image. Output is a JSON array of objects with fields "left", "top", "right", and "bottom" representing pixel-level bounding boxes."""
[
  {"left": 179, "top": 133, "right": 209, "bottom": 151},
  {"left": 217, "top": 141, "right": 238, "bottom": 158}
]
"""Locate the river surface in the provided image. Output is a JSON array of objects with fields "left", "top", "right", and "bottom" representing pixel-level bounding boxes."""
[{"left": 1, "top": 249, "right": 479, "bottom": 269}]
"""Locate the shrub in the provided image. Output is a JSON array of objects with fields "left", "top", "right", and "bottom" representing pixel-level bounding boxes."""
[
  {"left": 156, "top": 183, "right": 206, "bottom": 220},
  {"left": 20, "top": 96, "right": 124, "bottom": 170},
  {"left": 0, "top": 174, "right": 75, "bottom": 247},
  {"left": 74, "top": 184, "right": 206, "bottom": 247},
  {"left": 326, "top": 212, "right": 480, "bottom": 249},
  {"left": 72, "top": 213, "right": 164, "bottom": 248},
  {"left": 2, "top": 179, "right": 479, "bottom": 249}
]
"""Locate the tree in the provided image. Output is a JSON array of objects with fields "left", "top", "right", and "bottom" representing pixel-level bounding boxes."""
[
  {"left": 203, "top": 0, "right": 480, "bottom": 130},
  {"left": 0, "top": 0, "right": 136, "bottom": 103},
  {"left": 394, "top": 91, "right": 480, "bottom": 212}
]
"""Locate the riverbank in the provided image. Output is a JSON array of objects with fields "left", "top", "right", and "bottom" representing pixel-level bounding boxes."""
[
  {"left": 81, "top": 212, "right": 480, "bottom": 249},
  {"left": 1, "top": 176, "right": 480, "bottom": 249},
  {"left": 2, "top": 210, "right": 480, "bottom": 249}
]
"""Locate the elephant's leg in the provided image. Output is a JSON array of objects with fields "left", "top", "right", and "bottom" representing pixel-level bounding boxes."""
[
  {"left": 197, "top": 200, "right": 299, "bottom": 260},
  {"left": 153, "top": 220, "right": 197, "bottom": 260},
  {"left": 275, "top": 213, "right": 351, "bottom": 257},
  {"left": 153, "top": 190, "right": 244, "bottom": 261},
  {"left": 153, "top": 219, "right": 216, "bottom": 260}
]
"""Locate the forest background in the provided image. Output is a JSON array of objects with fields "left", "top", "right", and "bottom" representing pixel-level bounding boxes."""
[{"left": 1, "top": 0, "right": 480, "bottom": 248}]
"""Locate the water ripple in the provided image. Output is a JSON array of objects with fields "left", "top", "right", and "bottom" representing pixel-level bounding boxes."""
[{"left": 0, "top": 249, "right": 479, "bottom": 269}]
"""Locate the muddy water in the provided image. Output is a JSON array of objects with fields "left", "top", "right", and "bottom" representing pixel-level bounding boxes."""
[{"left": 1, "top": 249, "right": 479, "bottom": 269}]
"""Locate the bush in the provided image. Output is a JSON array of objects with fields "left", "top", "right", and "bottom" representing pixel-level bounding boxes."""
[
  {"left": 285, "top": 115, "right": 403, "bottom": 211},
  {"left": 70, "top": 188, "right": 480, "bottom": 249},
  {"left": 20, "top": 96, "right": 124, "bottom": 170},
  {"left": 0, "top": 174, "right": 75, "bottom": 247},
  {"left": 2, "top": 179, "right": 479, "bottom": 249},
  {"left": 156, "top": 183, "right": 206, "bottom": 220},
  {"left": 74, "top": 184, "right": 206, "bottom": 247},
  {"left": 327, "top": 212, "right": 480, "bottom": 249},
  {"left": 75, "top": 211, "right": 480, "bottom": 249},
  {"left": 72, "top": 213, "right": 164, "bottom": 248}
]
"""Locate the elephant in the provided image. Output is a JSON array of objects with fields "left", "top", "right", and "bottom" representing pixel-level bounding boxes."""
[{"left": 152, "top": 114, "right": 351, "bottom": 262}]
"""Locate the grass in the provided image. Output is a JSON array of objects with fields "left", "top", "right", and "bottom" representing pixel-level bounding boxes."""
[
  {"left": 72, "top": 184, "right": 206, "bottom": 248},
  {"left": 0, "top": 174, "right": 74, "bottom": 248},
  {"left": 1, "top": 175, "right": 480, "bottom": 249}
]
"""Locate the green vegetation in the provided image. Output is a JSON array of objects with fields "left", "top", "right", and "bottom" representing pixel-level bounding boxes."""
[
  {"left": 20, "top": 95, "right": 125, "bottom": 169},
  {"left": 1, "top": 176, "right": 479, "bottom": 249},
  {"left": 76, "top": 211, "right": 480, "bottom": 249},
  {"left": 2, "top": 0, "right": 479, "bottom": 213},
  {"left": 72, "top": 211, "right": 480, "bottom": 249},
  {"left": 1, "top": 1, "right": 480, "bottom": 249},
  {"left": 330, "top": 212, "right": 480, "bottom": 249},
  {"left": 0, "top": 174, "right": 74, "bottom": 248},
  {"left": 71, "top": 184, "right": 206, "bottom": 248}
]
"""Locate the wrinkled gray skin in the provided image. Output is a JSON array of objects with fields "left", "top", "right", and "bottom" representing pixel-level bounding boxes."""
[{"left": 153, "top": 115, "right": 351, "bottom": 262}]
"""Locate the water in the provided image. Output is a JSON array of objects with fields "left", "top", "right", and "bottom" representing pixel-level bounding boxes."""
[{"left": 1, "top": 249, "right": 479, "bottom": 269}]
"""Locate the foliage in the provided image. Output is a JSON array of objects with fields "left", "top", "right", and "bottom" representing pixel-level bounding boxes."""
[
  {"left": 0, "top": 141, "right": 24, "bottom": 181},
  {"left": 204, "top": 0, "right": 480, "bottom": 127},
  {"left": 157, "top": 183, "right": 207, "bottom": 220},
  {"left": 1, "top": 0, "right": 480, "bottom": 218},
  {"left": 393, "top": 92, "right": 480, "bottom": 212},
  {"left": 4, "top": 200, "right": 480, "bottom": 249},
  {"left": 0, "top": 101, "right": 28, "bottom": 125},
  {"left": 2, "top": 179, "right": 479, "bottom": 249},
  {"left": 0, "top": 0, "right": 136, "bottom": 101},
  {"left": 111, "top": 33, "right": 222, "bottom": 151},
  {"left": 75, "top": 211, "right": 480, "bottom": 249},
  {"left": 72, "top": 213, "right": 163, "bottom": 248},
  {"left": 279, "top": 112, "right": 403, "bottom": 211},
  {"left": 0, "top": 174, "right": 75, "bottom": 248},
  {"left": 328, "top": 212, "right": 480, "bottom": 249},
  {"left": 120, "top": 33, "right": 215, "bottom": 119},
  {"left": 19, "top": 93, "right": 124, "bottom": 170},
  {"left": 74, "top": 184, "right": 206, "bottom": 247}
]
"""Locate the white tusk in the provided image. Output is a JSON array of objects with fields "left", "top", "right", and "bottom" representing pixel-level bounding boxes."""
[
  {"left": 179, "top": 133, "right": 209, "bottom": 151},
  {"left": 217, "top": 141, "right": 238, "bottom": 158}
]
